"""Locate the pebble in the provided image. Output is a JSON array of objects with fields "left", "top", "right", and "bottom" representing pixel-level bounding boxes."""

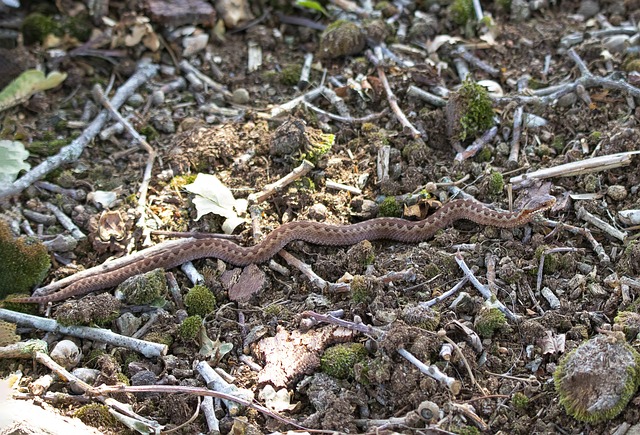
[
  {"left": 607, "top": 185, "right": 627, "bottom": 201},
  {"left": 232, "top": 88, "right": 250, "bottom": 104},
  {"left": 127, "top": 93, "right": 145, "bottom": 107},
  {"left": 50, "top": 339, "right": 82, "bottom": 370},
  {"left": 308, "top": 203, "right": 328, "bottom": 221}
]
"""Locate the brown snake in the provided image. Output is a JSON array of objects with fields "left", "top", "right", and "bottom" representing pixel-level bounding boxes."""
[{"left": 10, "top": 195, "right": 555, "bottom": 304}]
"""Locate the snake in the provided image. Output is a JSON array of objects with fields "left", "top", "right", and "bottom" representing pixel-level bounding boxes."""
[{"left": 9, "top": 195, "right": 555, "bottom": 304}]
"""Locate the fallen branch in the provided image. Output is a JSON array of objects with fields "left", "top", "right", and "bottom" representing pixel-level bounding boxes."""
[{"left": 0, "top": 63, "right": 159, "bottom": 201}]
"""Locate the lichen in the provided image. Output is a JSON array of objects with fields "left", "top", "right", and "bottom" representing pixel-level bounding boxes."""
[
  {"left": 0, "top": 220, "right": 50, "bottom": 300},
  {"left": 614, "top": 311, "right": 640, "bottom": 341},
  {"left": 184, "top": 284, "right": 217, "bottom": 317},
  {"left": 320, "top": 343, "right": 368, "bottom": 379},
  {"left": 178, "top": 315, "right": 203, "bottom": 341}
]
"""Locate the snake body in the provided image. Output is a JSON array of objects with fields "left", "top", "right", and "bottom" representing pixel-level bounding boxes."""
[{"left": 11, "top": 195, "right": 555, "bottom": 304}]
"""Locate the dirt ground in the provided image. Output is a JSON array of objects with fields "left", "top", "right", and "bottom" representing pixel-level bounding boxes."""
[{"left": 2, "top": 0, "right": 640, "bottom": 433}]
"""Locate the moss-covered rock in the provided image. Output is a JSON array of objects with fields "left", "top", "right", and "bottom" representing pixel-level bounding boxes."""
[
  {"left": 321, "top": 342, "right": 368, "bottom": 379},
  {"left": 318, "top": 20, "right": 365, "bottom": 59},
  {"left": 554, "top": 333, "right": 640, "bottom": 423},
  {"left": 446, "top": 78, "right": 495, "bottom": 143}
]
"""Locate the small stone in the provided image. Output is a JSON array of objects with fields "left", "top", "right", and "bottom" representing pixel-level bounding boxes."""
[
  {"left": 576, "top": 0, "right": 600, "bottom": 19},
  {"left": 557, "top": 92, "right": 577, "bottom": 107},
  {"left": 231, "top": 88, "right": 250, "bottom": 105},
  {"left": 50, "top": 340, "right": 82, "bottom": 370},
  {"left": 607, "top": 185, "right": 628, "bottom": 201},
  {"left": 127, "top": 93, "right": 145, "bottom": 107},
  {"left": 182, "top": 33, "right": 209, "bottom": 57},
  {"left": 131, "top": 370, "right": 159, "bottom": 386},
  {"left": 116, "top": 312, "right": 142, "bottom": 336},
  {"left": 510, "top": 0, "right": 531, "bottom": 22},
  {"left": 151, "top": 108, "right": 176, "bottom": 134},
  {"left": 308, "top": 203, "right": 328, "bottom": 221},
  {"left": 317, "top": 21, "right": 365, "bottom": 59}
]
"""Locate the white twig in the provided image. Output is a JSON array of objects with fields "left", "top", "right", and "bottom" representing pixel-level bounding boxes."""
[
  {"left": 248, "top": 160, "right": 315, "bottom": 204},
  {"left": 397, "top": 348, "right": 461, "bottom": 394},
  {"left": 44, "top": 202, "right": 86, "bottom": 240},
  {"left": 0, "top": 63, "right": 159, "bottom": 200},
  {"left": 0, "top": 309, "right": 167, "bottom": 358},
  {"left": 577, "top": 206, "right": 627, "bottom": 241}
]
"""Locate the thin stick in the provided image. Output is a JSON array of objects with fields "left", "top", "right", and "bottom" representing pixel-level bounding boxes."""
[
  {"left": 248, "top": 160, "right": 315, "bottom": 203},
  {"left": 0, "top": 63, "right": 159, "bottom": 200}
]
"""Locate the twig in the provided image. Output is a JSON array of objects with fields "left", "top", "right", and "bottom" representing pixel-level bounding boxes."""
[
  {"left": 301, "top": 310, "right": 384, "bottom": 338},
  {"left": 365, "top": 49, "right": 421, "bottom": 138},
  {"left": 494, "top": 48, "right": 640, "bottom": 106},
  {"left": 0, "top": 308, "right": 167, "bottom": 358},
  {"left": 179, "top": 59, "right": 231, "bottom": 97},
  {"left": 44, "top": 202, "right": 86, "bottom": 240},
  {"left": 269, "top": 86, "right": 324, "bottom": 117},
  {"left": 0, "top": 63, "right": 159, "bottom": 200},
  {"left": 397, "top": 348, "right": 461, "bottom": 394},
  {"left": 536, "top": 247, "right": 584, "bottom": 292},
  {"left": 325, "top": 179, "right": 362, "bottom": 195},
  {"left": 454, "top": 46, "right": 500, "bottom": 77},
  {"left": 542, "top": 218, "right": 610, "bottom": 262},
  {"left": 34, "top": 181, "right": 86, "bottom": 201},
  {"left": 277, "top": 250, "right": 349, "bottom": 293},
  {"left": 420, "top": 277, "right": 468, "bottom": 308},
  {"left": 509, "top": 150, "right": 640, "bottom": 185},
  {"left": 302, "top": 100, "right": 388, "bottom": 123},
  {"left": 577, "top": 206, "right": 627, "bottom": 241},
  {"left": 454, "top": 253, "right": 520, "bottom": 321},
  {"left": 454, "top": 126, "right": 498, "bottom": 162},
  {"left": 248, "top": 160, "right": 315, "bottom": 203},
  {"left": 92, "top": 85, "right": 157, "bottom": 243},
  {"left": 406, "top": 85, "right": 447, "bottom": 107},
  {"left": 508, "top": 76, "right": 529, "bottom": 164}
]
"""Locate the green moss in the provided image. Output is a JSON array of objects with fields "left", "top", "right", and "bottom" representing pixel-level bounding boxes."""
[
  {"left": 495, "top": 0, "right": 511, "bottom": 12},
  {"left": 552, "top": 135, "right": 565, "bottom": 152},
  {"left": 351, "top": 275, "right": 373, "bottom": 304},
  {"left": 457, "top": 79, "right": 495, "bottom": 142},
  {"left": 512, "top": 392, "right": 530, "bottom": 410},
  {"left": 119, "top": 268, "right": 167, "bottom": 305},
  {"left": 320, "top": 342, "right": 368, "bottom": 379},
  {"left": 487, "top": 171, "right": 504, "bottom": 195},
  {"left": 54, "top": 294, "right": 122, "bottom": 327},
  {"left": 0, "top": 221, "right": 50, "bottom": 300},
  {"left": 74, "top": 404, "right": 118, "bottom": 428},
  {"left": 378, "top": 196, "right": 402, "bottom": 217},
  {"left": 280, "top": 64, "right": 302, "bottom": 86},
  {"left": 26, "top": 139, "right": 70, "bottom": 157},
  {"left": 22, "top": 12, "right": 61, "bottom": 44},
  {"left": 184, "top": 284, "right": 217, "bottom": 317},
  {"left": 474, "top": 306, "right": 507, "bottom": 338},
  {"left": 178, "top": 315, "right": 203, "bottom": 341},
  {"left": 614, "top": 311, "right": 640, "bottom": 340},
  {"left": 475, "top": 146, "right": 492, "bottom": 162},
  {"left": 144, "top": 331, "right": 174, "bottom": 347},
  {"left": 66, "top": 13, "right": 92, "bottom": 42},
  {"left": 453, "top": 426, "right": 482, "bottom": 435},
  {"left": 535, "top": 245, "right": 559, "bottom": 274},
  {"left": 450, "top": 0, "right": 475, "bottom": 26},
  {"left": 139, "top": 124, "right": 159, "bottom": 142},
  {"left": 116, "top": 372, "right": 130, "bottom": 386}
]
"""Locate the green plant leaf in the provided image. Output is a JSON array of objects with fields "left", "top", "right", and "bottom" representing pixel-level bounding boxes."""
[
  {"left": 0, "top": 140, "right": 30, "bottom": 188},
  {"left": 0, "top": 69, "right": 67, "bottom": 112},
  {"left": 295, "top": 0, "right": 328, "bottom": 16}
]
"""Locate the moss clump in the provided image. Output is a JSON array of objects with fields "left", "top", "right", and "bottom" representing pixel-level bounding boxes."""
[
  {"left": 22, "top": 12, "right": 61, "bottom": 44},
  {"left": 280, "top": 64, "right": 302, "bottom": 86},
  {"left": 401, "top": 305, "right": 441, "bottom": 330},
  {"left": 474, "top": 306, "right": 507, "bottom": 338},
  {"left": 458, "top": 79, "right": 495, "bottom": 141},
  {"left": 301, "top": 129, "right": 334, "bottom": 163},
  {"left": 535, "top": 245, "right": 559, "bottom": 274},
  {"left": 450, "top": 0, "right": 475, "bottom": 26},
  {"left": 512, "top": 392, "right": 530, "bottom": 410},
  {"left": 475, "top": 146, "right": 492, "bottom": 162},
  {"left": 554, "top": 333, "right": 640, "bottom": 423},
  {"left": 318, "top": 20, "right": 365, "bottom": 59},
  {"left": 184, "top": 284, "right": 217, "bottom": 317},
  {"left": 614, "top": 311, "right": 640, "bottom": 340},
  {"left": 139, "top": 124, "right": 159, "bottom": 142},
  {"left": 487, "top": 172, "right": 504, "bottom": 195},
  {"left": 119, "top": 268, "right": 167, "bottom": 305},
  {"left": 0, "top": 221, "right": 50, "bottom": 300},
  {"left": 143, "top": 331, "right": 174, "bottom": 347},
  {"left": 54, "top": 293, "right": 122, "bottom": 327},
  {"left": 378, "top": 196, "right": 402, "bottom": 217},
  {"left": 66, "top": 13, "right": 92, "bottom": 42},
  {"left": 320, "top": 343, "right": 368, "bottom": 379},
  {"left": 178, "top": 315, "right": 203, "bottom": 341},
  {"left": 351, "top": 275, "right": 374, "bottom": 304},
  {"left": 74, "top": 403, "right": 118, "bottom": 429}
]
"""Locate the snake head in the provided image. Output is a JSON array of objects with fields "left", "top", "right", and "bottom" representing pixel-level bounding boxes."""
[{"left": 520, "top": 194, "right": 556, "bottom": 219}]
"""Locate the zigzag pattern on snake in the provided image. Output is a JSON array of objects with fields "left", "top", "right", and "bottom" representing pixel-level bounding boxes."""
[{"left": 10, "top": 195, "right": 555, "bottom": 304}]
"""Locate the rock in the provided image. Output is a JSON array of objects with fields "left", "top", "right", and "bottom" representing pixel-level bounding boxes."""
[
  {"left": 318, "top": 21, "right": 365, "bottom": 59},
  {"left": 231, "top": 88, "right": 250, "bottom": 104},
  {"left": 50, "top": 339, "right": 82, "bottom": 370},
  {"left": 607, "top": 185, "right": 628, "bottom": 201},
  {"left": 145, "top": 0, "right": 215, "bottom": 27}
]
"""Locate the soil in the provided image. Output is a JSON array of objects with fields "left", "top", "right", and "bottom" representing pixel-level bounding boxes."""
[{"left": 2, "top": 0, "right": 640, "bottom": 434}]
